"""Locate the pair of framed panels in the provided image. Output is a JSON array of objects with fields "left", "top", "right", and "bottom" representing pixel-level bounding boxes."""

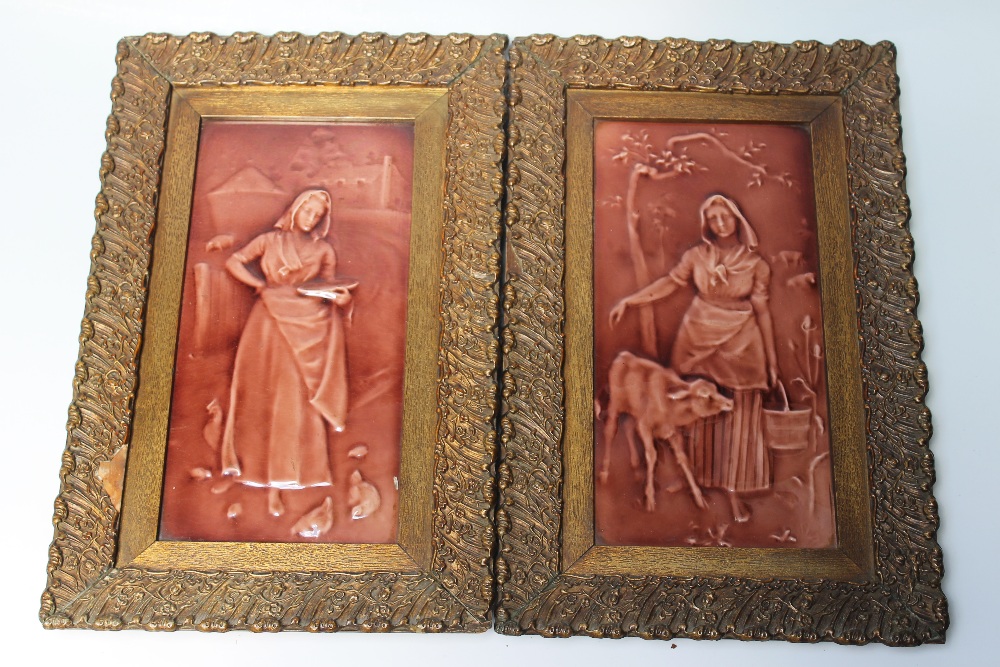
[{"left": 41, "top": 32, "right": 946, "bottom": 645}]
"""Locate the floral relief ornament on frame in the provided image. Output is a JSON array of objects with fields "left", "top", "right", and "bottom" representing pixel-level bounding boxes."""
[
  {"left": 496, "top": 35, "right": 946, "bottom": 645},
  {"left": 41, "top": 32, "right": 506, "bottom": 632},
  {"left": 40, "top": 30, "right": 947, "bottom": 644}
]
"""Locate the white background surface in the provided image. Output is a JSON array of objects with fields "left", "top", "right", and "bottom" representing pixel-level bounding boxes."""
[{"left": 2, "top": 0, "right": 996, "bottom": 664}]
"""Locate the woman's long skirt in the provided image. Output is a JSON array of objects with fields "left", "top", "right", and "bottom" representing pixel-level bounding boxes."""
[{"left": 687, "top": 389, "right": 770, "bottom": 492}]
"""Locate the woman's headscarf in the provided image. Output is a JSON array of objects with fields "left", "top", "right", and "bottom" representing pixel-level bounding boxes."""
[
  {"left": 274, "top": 189, "right": 332, "bottom": 238},
  {"left": 697, "top": 194, "right": 759, "bottom": 286},
  {"left": 271, "top": 189, "right": 332, "bottom": 277},
  {"left": 699, "top": 194, "right": 758, "bottom": 249}
]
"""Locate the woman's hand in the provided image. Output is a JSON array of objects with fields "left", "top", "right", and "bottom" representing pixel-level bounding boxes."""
[
  {"left": 768, "top": 363, "right": 779, "bottom": 388},
  {"left": 331, "top": 288, "right": 352, "bottom": 307},
  {"left": 609, "top": 299, "right": 629, "bottom": 327},
  {"left": 226, "top": 253, "right": 267, "bottom": 294}
]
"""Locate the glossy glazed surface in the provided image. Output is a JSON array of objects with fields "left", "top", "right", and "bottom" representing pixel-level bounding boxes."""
[
  {"left": 593, "top": 121, "right": 835, "bottom": 548},
  {"left": 159, "top": 121, "right": 414, "bottom": 543}
]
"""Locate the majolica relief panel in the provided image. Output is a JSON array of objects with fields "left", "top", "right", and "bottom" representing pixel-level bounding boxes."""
[
  {"left": 159, "top": 121, "right": 413, "bottom": 543},
  {"left": 42, "top": 31, "right": 507, "bottom": 633},
  {"left": 492, "top": 35, "right": 943, "bottom": 645},
  {"left": 40, "top": 32, "right": 947, "bottom": 642},
  {"left": 593, "top": 121, "right": 835, "bottom": 548}
]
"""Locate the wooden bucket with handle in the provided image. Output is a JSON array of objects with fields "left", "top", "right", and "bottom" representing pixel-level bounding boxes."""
[{"left": 763, "top": 380, "right": 811, "bottom": 452}]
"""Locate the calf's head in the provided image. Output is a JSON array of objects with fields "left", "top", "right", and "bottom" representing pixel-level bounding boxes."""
[{"left": 667, "top": 379, "right": 734, "bottom": 424}]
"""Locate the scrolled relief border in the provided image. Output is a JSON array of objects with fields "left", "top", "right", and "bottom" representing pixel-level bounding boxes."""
[
  {"left": 127, "top": 31, "right": 493, "bottom": 86},
  {"left": 41, "top": 32, "right": 505, "bottom": 632},
  {"left": 428, "top": 35, "right": 507, "bottom": 620},
  {"left": 495, "top": 42, "right": 568, "bottom": 627},
  {"left": 497, "top": 35, "right": 946, "bottom": 645},
  {"left": 41, "top": 38, "right": 169, "bottom": 626}
]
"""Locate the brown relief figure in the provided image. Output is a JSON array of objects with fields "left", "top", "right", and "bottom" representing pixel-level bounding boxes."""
[
  {"left": 159, "top": 121, "right": 412, "bottom": 544},
  {"left": 608, "top": 195, "right": 777, "bottom": 520},
  {"left": 219, "top": 189, "right": 351, "bottom": 518},
  {"left": 594, "top": 122, "right": 836, "bottom": 548}
]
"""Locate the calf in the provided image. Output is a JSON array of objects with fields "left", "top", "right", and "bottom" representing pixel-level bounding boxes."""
[{"left": 599, "top": 351, "right": 734, "bottom": 512}]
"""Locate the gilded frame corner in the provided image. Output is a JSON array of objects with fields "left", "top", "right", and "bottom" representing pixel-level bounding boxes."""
[
  {"left": 497, "top": 35, "right": 946, "bottom": 645},
  {"left": 41, "top": 31, "right": 506, "bottom": 632}
]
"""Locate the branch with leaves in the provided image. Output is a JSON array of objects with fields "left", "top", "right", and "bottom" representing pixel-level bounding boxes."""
[{"left": 611, "top": 129, "right": 796, "bottom": 189}]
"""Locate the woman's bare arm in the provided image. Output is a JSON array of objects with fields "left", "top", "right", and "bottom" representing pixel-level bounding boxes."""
[
  {"left": 226, "top": 254, "right": 265, "bottom": 292},
  {"left": 609, "top": 276, "right": 681, "bottom": 326},
  {"left": 751, "top": 296, "right": 779, "bottom": 386}
]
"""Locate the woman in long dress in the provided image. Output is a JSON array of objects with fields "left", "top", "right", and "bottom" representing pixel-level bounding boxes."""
[
  {"left": 609, "top": 194, "right": 778, "bottom": 521},
  {"left": 220, "top": 189, "right": 352, "bottom": 518}
]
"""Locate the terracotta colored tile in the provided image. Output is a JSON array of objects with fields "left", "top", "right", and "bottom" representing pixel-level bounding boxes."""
[
  {"left": 159, "top": 121, "right": 413, "bottom": 544},
  {"left": 593, "top": 121, "right": 835, "bottom": 548}
]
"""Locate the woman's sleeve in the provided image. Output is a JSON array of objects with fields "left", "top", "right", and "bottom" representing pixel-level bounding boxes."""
[
  {"left": 751, "top": 257, "right": 771, "bottom": 300},
  {"left": 667, "top": 248, "right": 696, "bottom": 284},
  {"left": 319, "top": 243, "right": 336, "bottom": 280},
  {"left": 231, "top": 233, "right": 267, "bottom": 263}
]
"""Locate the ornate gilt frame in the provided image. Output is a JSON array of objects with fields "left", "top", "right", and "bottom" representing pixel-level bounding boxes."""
[
  {"left": 497, "top": 35, "right": 947, "bottom": 644},
  {"left": 41, "top": 32, "right": 506, "bottom": 632}
]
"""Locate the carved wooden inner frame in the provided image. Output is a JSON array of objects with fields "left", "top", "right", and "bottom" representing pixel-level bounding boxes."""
[
  {"left": 564, "top": 90, "right": 872, "bottom": 579},
  {"left": 119, "top": 86, "right": 446, "bottom": 572},
  {"left": 41, "top": 33, "right": 505, "bottom": 632},
  {"left": 498, "top": 37, "right": 946, "bottom": 645}
]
